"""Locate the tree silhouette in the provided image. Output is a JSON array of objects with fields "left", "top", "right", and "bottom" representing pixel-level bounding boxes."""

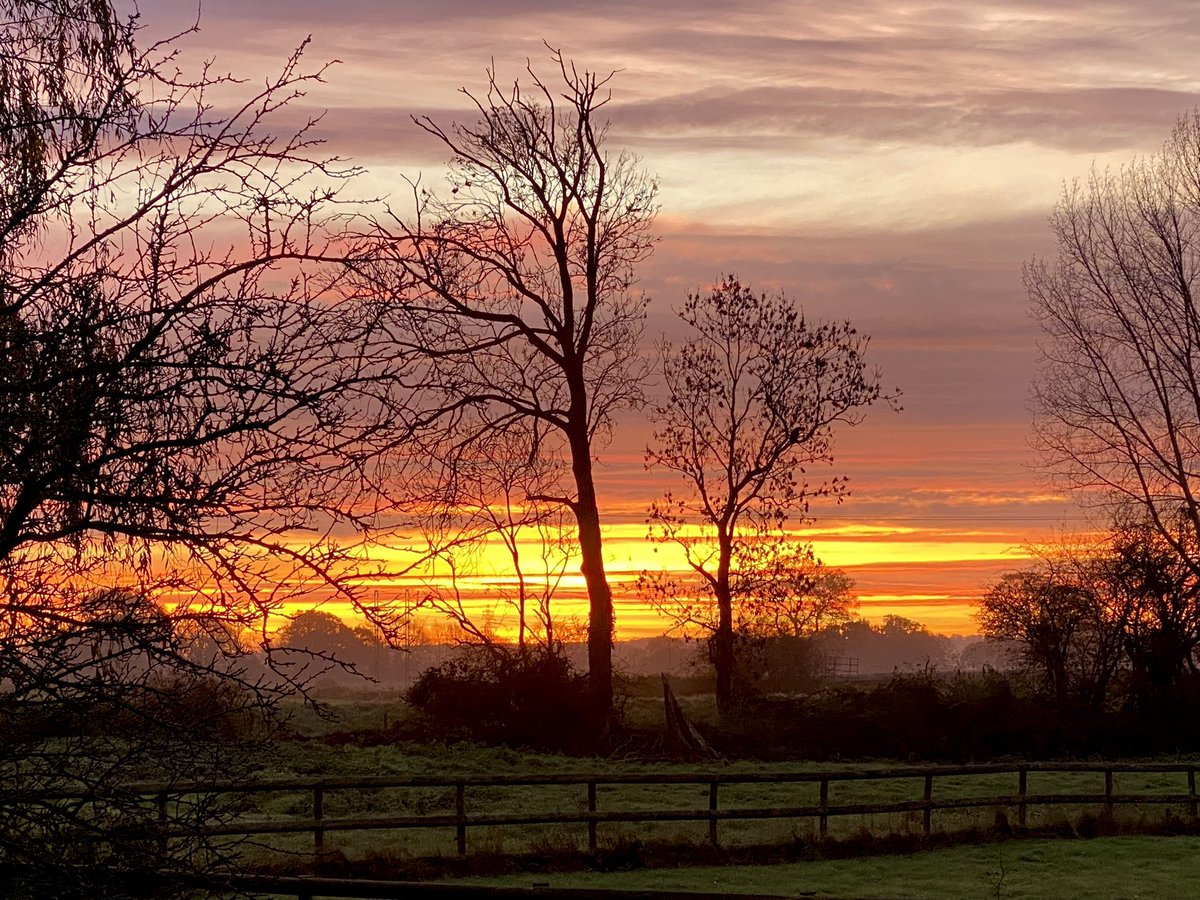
[
  {"left": 643, "top": 275, "right": 890, "bottom": 715},
  {"left": 1028, "top": 110, "right": 1200, "bottom": 587},
  {"left": 417, "top": 426, "right": 577, "bottom": 654},
  {"left": 0, "top": 3, "right": 396, "bottom": 895},
  {"left": 358, "top": 51, "right": 658, "bottom": 724},
  {"left": 977, "top": 567, "right": 1120, "bottom": 710},
  {"left": 973, "top": 523, "right": 1200, "bottom": 714},
  {"left": 1107, "top": 514, "right": 1200, "bottom": 712}
]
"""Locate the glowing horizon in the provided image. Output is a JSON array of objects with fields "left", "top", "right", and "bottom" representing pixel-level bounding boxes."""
[{"left": 274, "top": 512, "right": 1052, "bottom": 640}]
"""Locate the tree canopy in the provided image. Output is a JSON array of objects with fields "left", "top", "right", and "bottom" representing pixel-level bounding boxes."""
[{"left": 642, "top": 275, "right": 891, "bottom": 714}]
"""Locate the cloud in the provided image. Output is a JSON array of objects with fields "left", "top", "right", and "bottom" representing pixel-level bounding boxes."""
[
  {"left": 125, "top": 0, "right": 1191, "bottom": 633},
  {"left": 151, "top": 0, "right": 1200, "bottom": 155},
  {"left": 150, "top": 1, "right": 1200, "bottom": 232},
  {"left": 612, "top": 85, "right": 1199, "bottom": 154}
]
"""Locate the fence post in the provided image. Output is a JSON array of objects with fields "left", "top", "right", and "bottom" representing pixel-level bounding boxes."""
[
  {"left": 455, "top": 783, "right": 467, "bottom": 855},
  {"left": 313, "top": 786, "right": 324, "bottom": 853},
  {"left": 923, "top": 774, "right": 933, "bottom": 837},
  {"left": 818, "top": 777, "right": 829, "bottom": 840},
  {"left": 156, "top": 791, "right": 168, "bottom": 855},
  {"left": 587, "top": 781, "right": 598, "bottom": 851},
  {"left": 1104, "top": 770, "right": 1114, "bottom": 816},
  {"left": 1189, "top": 768, "right": 1198, "bottom": 819},
  {"left": 708, "top": 781, "right": 719, "bottom": 846},
  {"left": 1018, "top": 767, "right": 1027, "bottom": 828}
]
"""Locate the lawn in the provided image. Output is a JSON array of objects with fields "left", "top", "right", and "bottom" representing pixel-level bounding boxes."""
[
  {"left": 449, "top": 835, "right": 1200, "bottom": 899},
  {"left": 199, "top": 693, "right": 1200, "bottom": 874},
  {"left": 224, "top": 737, "right": 1200, "bottom": 864}
]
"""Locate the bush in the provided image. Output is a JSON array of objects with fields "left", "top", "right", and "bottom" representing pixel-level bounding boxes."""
[
  {"left": 710, "top": 668, "right": 1132, "bottom": 760},
  {"left": 406, "top": 647, "right": 594, "bottom": 752},
  {"left": 730, "top": 633, "right": 825, "bottom": 698}
]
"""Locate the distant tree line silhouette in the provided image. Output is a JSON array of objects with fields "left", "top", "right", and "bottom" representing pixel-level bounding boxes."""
[{"left": 979, "top": 514, "right": 1200, "bottom": 723}]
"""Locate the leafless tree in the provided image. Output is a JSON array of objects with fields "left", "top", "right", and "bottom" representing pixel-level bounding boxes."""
[
  {"left": 417, "top": 426, "right": 577, "bottom": 653},
  {"left": 1028, "top": 110, "right": 1200, "bottom": 582},
  {"left": 356, "top": 51, "right": 658, "bottom": 723},
  {"left": 0, "top": 2, "right": 400, "bottom": 894},
  {"left": 643, "top": 275, "right": 891, "bottom": 715}
]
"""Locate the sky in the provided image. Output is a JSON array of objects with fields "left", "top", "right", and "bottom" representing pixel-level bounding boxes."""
[{"left": 145, "top": 1, "right": 1200, "bottom": 636}]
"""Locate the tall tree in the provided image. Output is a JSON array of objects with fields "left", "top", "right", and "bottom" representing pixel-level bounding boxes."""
[
  {"left": 643, "top": 275, "right": 890, "bottom": 715},
  {"left": 0, "top": 3, "right": 392, "bottom": 894},
  {"left": 1028, "top": 110, "right": 1200, "bottom": 580},
  {"left": 360, "top": 52, "right": 657, "bottom": 723}
]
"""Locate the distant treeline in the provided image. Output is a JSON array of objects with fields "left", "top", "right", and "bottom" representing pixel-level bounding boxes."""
[{"left": 266, "top": 609, "right": 1011, "bottom": 689}]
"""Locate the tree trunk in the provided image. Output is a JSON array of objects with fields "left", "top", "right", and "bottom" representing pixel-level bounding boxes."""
[
  {"left": 713, "top": 598, "right": 734, "bottom": 717},
  {"left": 1050, "top": 652, "right": 1070, "bottom": 709},
  {"left": 567, "top": 422, "right": 614, "bottom": 728},
  {"left": 713, "top": 532, "right": 735, "bottom": 717}
]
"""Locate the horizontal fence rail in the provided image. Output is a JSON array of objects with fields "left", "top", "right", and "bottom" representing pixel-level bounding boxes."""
[
  {"left": 42, "top": 761, "right": 1200, "bottom": 857},
  {"left": 204, "top": 873, "right": 798, "bottom": 900}
]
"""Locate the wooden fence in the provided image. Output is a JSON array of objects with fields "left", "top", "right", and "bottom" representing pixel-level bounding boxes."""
[
  {"left": 82, "top": 761, "right": 1200, "bottom": 856},
  {"left": 200, "top": 874, "right": 797, "bottom": 900}
]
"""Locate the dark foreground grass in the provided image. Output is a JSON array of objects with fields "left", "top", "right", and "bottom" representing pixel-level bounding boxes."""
[{"left": 445, "top": 835, "right": 1200, "bottom": 899}]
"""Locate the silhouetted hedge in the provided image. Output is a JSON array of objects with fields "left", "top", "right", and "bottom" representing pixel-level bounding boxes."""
[
  {"left": 405, "top": 646, "right": 594, "bottom": 752},
  {"left": 4, "top": 673, "right": 272, "bottom": 744},
  {"left": 708, "top": 668, "right": 1200, "bottom": 760}
]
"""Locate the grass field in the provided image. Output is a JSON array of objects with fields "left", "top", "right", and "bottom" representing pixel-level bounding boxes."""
[
  {"left": 97, "top": 687, "right": 1190, "bottom": 900},
  {"left": 224, "top": 735, "right": 1200, "bottom": 865},
  {"left": 447, "top": 835, "right": 1200, "bottom": 899},
  {"left": 194, "top": 690, "right": 1200, "bottom": 892}
]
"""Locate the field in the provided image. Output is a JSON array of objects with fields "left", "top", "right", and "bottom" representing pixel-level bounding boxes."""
[
  {"left": 235, "top": 745, "right": 1200, "bottom": 856},
  {"left": 447, "top": 835, "right": 1200, "bottom": 899},
  {"left": 206, "top": 692, "right": 1200, "bottom": 879}
]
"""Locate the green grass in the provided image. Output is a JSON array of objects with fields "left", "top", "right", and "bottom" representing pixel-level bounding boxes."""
[
  {"left": 216, "top": 696, "right": 1200, "bottom": 870},
  {"left": 225, "top": 739, "right": 1200, "bottom": 864},
  {"left": 449, "top": 835, "right": 1200, "bottom": 899},
  {"left": 276, "top": 691, "right": 411, "bottom": 737}
]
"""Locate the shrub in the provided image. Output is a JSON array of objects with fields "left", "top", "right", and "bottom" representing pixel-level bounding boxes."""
[{"left": 406, "top": 646, "right": 594, "bottom": 752}]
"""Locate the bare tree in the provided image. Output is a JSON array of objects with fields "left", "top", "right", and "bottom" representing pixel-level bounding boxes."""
[
  {"left": 1028, "top": 110, "right": 1200, "bottom": 581},
  {"left": 0, "top": 9, "right": 392, "bottom": 614},
  {"left": 417, "top": 427, "right": 577, "bottom": 653},
  {"left": 358, "top": 52, "right": 658, "bottom": 723},
  {"left": 0, "top": 3, "right": 397, "bottom": 894},
  {"left": 643, "top": 275, "right": 891, "bottom": 715}
]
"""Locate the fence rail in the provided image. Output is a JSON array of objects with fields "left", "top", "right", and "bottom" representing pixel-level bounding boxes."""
[
  {"left": 204, "top": 873, "right": 797, "bottom": 900},
  {"left": 52, "top": 761, "right": 1200, "bottom": 856}
]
